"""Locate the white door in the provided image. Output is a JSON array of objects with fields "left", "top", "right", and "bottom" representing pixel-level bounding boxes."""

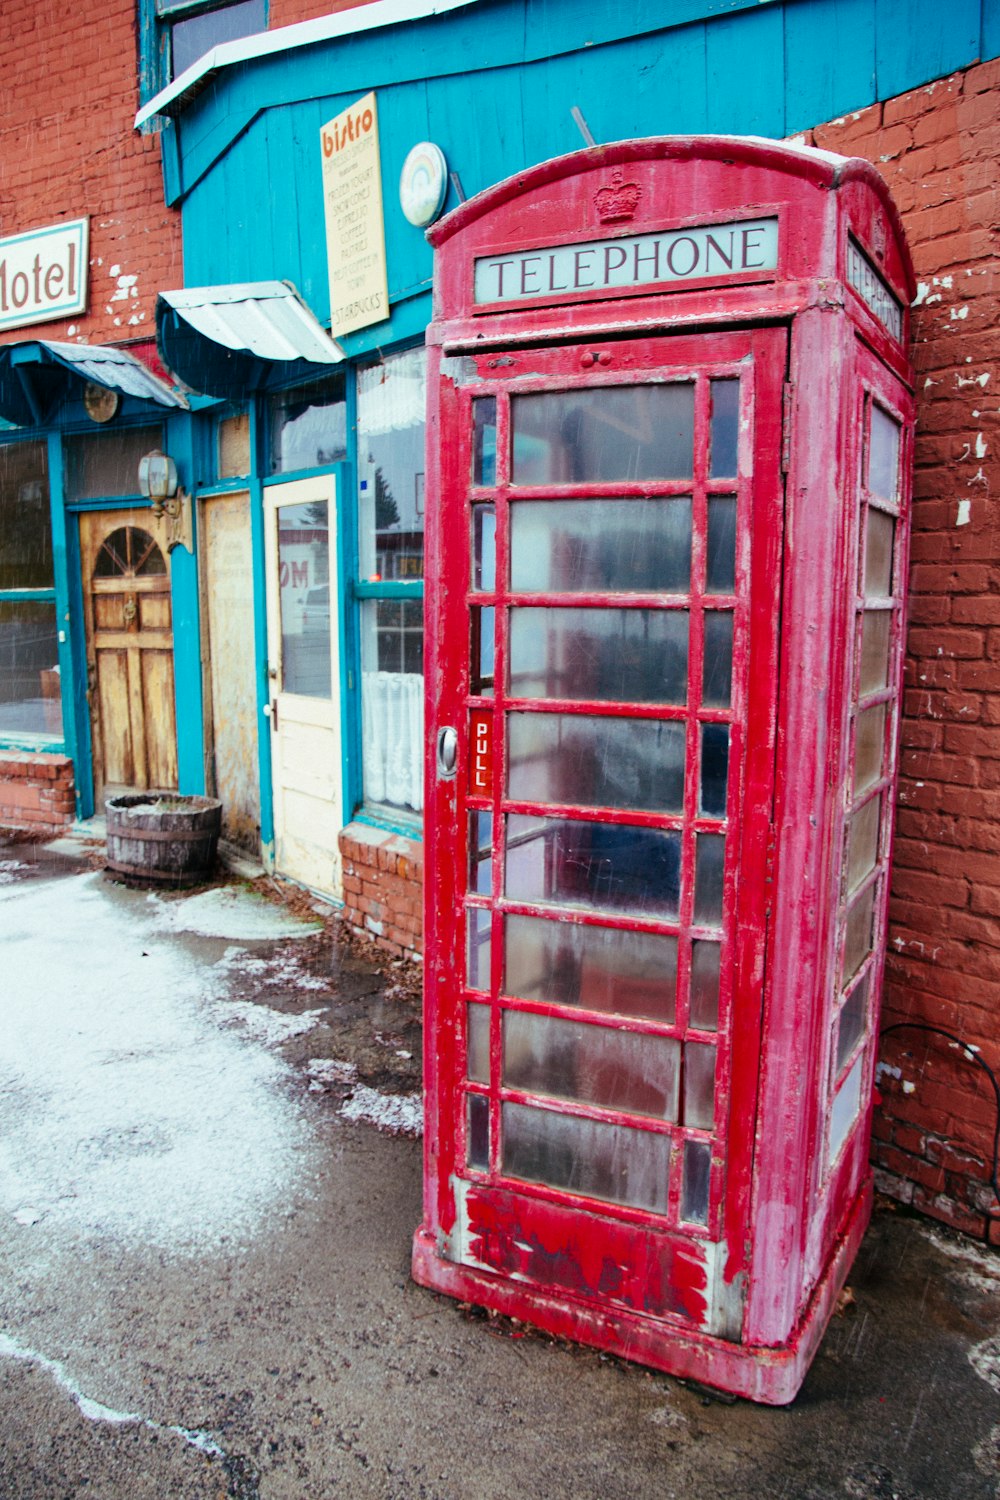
[{"left": 263, "top": 474, "right": 344, "bottom": 896}]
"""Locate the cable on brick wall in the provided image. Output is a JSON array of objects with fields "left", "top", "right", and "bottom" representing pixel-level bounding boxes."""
[{"left": 880, "top": 1021, "right": 1000, "bottom": 1212}]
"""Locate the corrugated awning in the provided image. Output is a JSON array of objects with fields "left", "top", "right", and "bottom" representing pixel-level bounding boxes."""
[
  {"left": 156, "top": 281, "right": 343, "bottom": 400},
  {"left": 0, "top": 339, "right": 188, "bottom": 427}
]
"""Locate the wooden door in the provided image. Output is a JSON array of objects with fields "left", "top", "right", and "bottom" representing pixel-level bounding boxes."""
[
  {"left": 79, "top": 510, "right": 178, "bottom": 803},
  {"left": 200, "top": 491, "right": 261, "bottom": 851}
]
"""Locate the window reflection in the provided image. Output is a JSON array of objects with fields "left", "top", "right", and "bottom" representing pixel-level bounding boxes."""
[
  {"left": 511, "top": 498, "right": 692, "bottom": 594},
  {"left": 506, "top": 814, "right": 682, "bottom": 919},
  {"left": 512, "top": 384, "right": 694, "bottom": 483},
  {"left": 510, "top": 607, "right": 688, "bottom": 704},
  {"left": 277, "top": 500, "right": 331, "bottom": 698}
]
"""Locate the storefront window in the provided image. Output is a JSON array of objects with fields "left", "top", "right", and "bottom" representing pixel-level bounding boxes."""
[
  {"left": 0, "top": 442, "right": 61, "bottom": 738},
  {"left": 356, "top": 347, "right": 426, "bottom": 815},
  {"left": 268, "top": 377, "right": 347, "bottom": 475},
  {"left": 64, "top": 426, "right": 162, "bottom": 500}
]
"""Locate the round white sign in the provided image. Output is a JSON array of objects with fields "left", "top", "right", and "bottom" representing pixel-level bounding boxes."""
[{"left": 399, "top": 142, "right": 449, "bottom": 228}]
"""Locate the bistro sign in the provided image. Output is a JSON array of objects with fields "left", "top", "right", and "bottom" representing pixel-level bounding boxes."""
[
  {"left": 0, "top": 218, "right": 88, "bottom": 332},
  {"left": 474, "top": 216, "right": 778, "bottom": 304}
]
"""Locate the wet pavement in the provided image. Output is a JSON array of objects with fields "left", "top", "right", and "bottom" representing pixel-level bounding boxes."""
[{"left": 0, "top": 827, "right": 998, "bottom": 1500}]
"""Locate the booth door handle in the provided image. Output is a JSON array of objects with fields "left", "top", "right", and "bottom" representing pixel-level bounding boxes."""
[{"left": 436, "top": 726, "right": 458, "bottom": 780}]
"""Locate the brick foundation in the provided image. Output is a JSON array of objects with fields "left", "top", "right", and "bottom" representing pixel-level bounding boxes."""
[
  {"left": 338, "top": 822, "right": 423, "bottom": 960},
  {"left": 0, "top": 753, "right": 76, "bottom": 833},
  {"left": 801, "top": 58, "right": 1000, "bottom": 1242}
]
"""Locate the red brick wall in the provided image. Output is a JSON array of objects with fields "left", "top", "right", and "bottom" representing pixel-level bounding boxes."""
[
  {"left": 0, "top": 754, "right": 76, "bottom": 832},
  {"left": 799, "top": 60, "right": 1000, "bottom": 1243},
  {"left": 0, "top": 0, "right": 181, "bottom": 349},
  {"left": 270, "top": 0, "right": 378, "bottom": 27},
  {"left": 339, "top": 823, "right": 423, "bottom": 960}
]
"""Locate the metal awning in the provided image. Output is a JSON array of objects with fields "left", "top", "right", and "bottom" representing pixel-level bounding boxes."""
[
  {"left": 156, "top": 281, "right": 343, "bottom": 400},
  {"left": 0, "top": 339, "right": 188, "bottom": 427}
]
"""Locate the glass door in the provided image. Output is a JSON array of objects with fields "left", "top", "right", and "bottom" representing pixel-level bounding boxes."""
[{"left": 426, "top": 328, "right": 786, "bottom": 1334}]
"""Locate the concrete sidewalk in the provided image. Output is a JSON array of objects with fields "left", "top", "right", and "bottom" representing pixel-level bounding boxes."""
[{"left": 0, "top": 827, "right": 997, "bottom": 1500}]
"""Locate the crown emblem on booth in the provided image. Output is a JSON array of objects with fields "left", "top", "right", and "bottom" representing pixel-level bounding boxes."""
[{"left": 594, "top": 168, "right": 642, "bottom": 223}]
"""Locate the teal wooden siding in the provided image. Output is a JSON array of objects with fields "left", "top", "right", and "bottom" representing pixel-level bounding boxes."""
[{"left": 171, "top": 0, "right": 998, "bottom": 355}]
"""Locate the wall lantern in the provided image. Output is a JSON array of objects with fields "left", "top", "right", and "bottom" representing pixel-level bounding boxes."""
[{"left": 138, "top": 449, "right": 193, "bottom": 553}]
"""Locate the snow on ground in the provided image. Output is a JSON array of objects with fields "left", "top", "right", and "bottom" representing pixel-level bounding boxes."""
[
  {"left": 340, "top": 1085, "right": 423, "bottom": 1137},
  {"left": 147, "top": 883, "right": 322, "bottom": 940},
  {"left": 306, "top": 1059, "right": 423, "bottom": 1137},
  {"left": 212, "top": 998, "right": 325, "bottom": 1045},
  {"left": 217, "top": 944, "right": 331, "bottom": 991},
  {"left": 0, "top": 872, "right": 318, "bottom": 1254},
  {"left": 0, "top": 860, "right": 27, "bottom": 884}
]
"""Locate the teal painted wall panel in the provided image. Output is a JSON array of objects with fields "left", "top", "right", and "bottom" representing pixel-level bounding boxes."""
[
  {"left": 705, "top": 7, "right": 787, "bottom": 136},
  {"left": 875, "top": 0, "right": 982, "bottom": 99},
  {"left": 784, "top": 0, "right": 877, "bottom": 134},
  {"left": 984, "top": 0, "right": 1000, "bottom": 55}
]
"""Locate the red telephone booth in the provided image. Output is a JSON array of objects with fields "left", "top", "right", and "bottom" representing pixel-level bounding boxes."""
[{"left": 412, "top": 137, "right": 915, "bottom": 1404}]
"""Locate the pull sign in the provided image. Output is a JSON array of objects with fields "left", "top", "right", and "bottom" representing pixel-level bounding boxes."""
[{"left": 468, "top": 709, "right": 493, "bottom": 797}]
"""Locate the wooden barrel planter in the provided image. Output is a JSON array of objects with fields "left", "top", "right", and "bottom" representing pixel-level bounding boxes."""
[{"left": 105, "top": 794, "right": 223, "bottom": 888}]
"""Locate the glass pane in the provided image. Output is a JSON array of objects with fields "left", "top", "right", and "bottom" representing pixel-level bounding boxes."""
[
  {"left": 702, "top": 612, "right": 733, "bottom": 708},
  {"left": 467, "top": 1093, "right": 489, "bottom": 1170},
  {"left": 504, "top": 915, "right": 677, "bottom": 1022},
  {"left": 843, "top": 883, "right": 876, "bottom": 983},
  {"left": 92, "top": 526, "right": 166, "bottom": 579},
  {"left": 864, "top": 509, "right": 895, "bottom": 598},
  {"left": 709, "top": 379, "right": 739, "bottom": 477},
  {"left": 502, "top": 1102, "right": 671, "bottom": 1214},
  {"left": 689, "top": 941, "right": 721, "bottom": 1030},
  {"left": 472, "top": 397, "right": 497, "bottom": 487},
  {"left": 836, "top": 973, "right": 870, "bottom": 1074},
  {"left": 694, "top": 834, "right": 725, "bottom": 926},
  {"left": 471, "top": 606, "right": 494, "bottom": 695},
  {"left": 509, "top": 607, "right": 688, "bottom": 704},
  {"left": 706, "top": 497, "right": 736, "bottom": 594},
  {"left": 868, "top": 406, "right": 900, "bottom": 500},
  {"left": 512, "top": 383, "right": 694, "bottom": 483},
  {"left": 0, "top": 601, "right": 62, "bottom": 737},
  {"left": 358, "top": 349, "right": 426, "bottom": 581},
  {"left": 854, "top": 702, "right": 887, "bottom": 793},
  {"left": 510, "top": 498, "right": 692, "bottom": 594},
  {"left": 171, "top": 0, "right": 264, "bottom": 75},
  {"left": 467, "top": 906, "right": 492, "bottom": 991},
  {"left": 64, "top": 426, "right": 161, "bottom": 500},
  {"left": 506, "top": 814, "right": 681, "bottom": 920},
  {"left": 700, "top": 723, "right": 729, "bottom": 817},
  {"left": 268, "top": 377, "right": 346, "bottom": 476},
  {"left": 0, "top": 442, "right": 51, "bottom": 588},
  {"left": 829, "top": 1054, "right": 864, "bottom": 1161},
  {"left": 469, "top": 811, "right": 491, "bottom": 893},
  {"left": 683, "top": 1042, "right": 716, "bottom": 1129},
  {"left": 681, "top": 1139, "right": 711, "bottom": 1225},
  {"left": 472, "top": 504, "right": 496, "bottom": 592},
  {"left": 503, "top": 1011, "right": 681, "bottom": 1120},
  {"left": 467, "top": 1003, "right": 490, "bottom": 1083},
  {"left": 508, "top": 713, "right": 685, "bottom": 813},
  {"left": 278, "top": 500, "right": 330, "bottom": 697},
  {"left": 218, "top": 413, "right": 250, "bottom": 478},
  {"left": 845, "top": 796, "right": 880, "bottom": 893},
  {"left": 860, "top": 610, "right": 892, "bottom": 694}
]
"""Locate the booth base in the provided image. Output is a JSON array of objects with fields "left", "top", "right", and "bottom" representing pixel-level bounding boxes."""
[{"left": 411, "top": 1182, "right": 872, "bottom": 1407}]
